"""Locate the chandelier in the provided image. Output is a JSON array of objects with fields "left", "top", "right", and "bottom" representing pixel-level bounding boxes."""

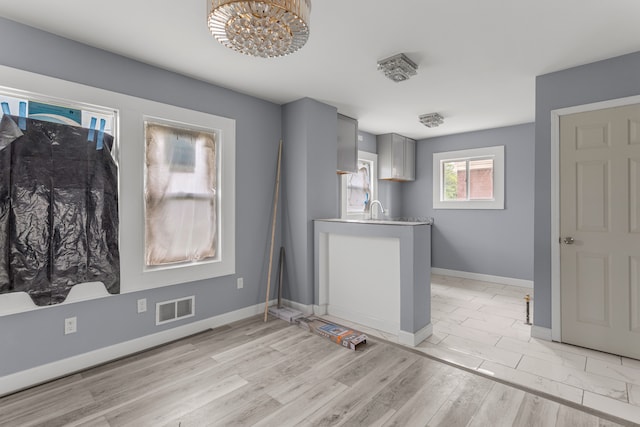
[
  {"left": 377, "top": 53, "right": 418, "bottom": 82},
  {"left": 208, "top": 0, "right": 312, "bottom": 58},
  {"left": 419, "top": 112, "right": 444, "bottom": 128}
]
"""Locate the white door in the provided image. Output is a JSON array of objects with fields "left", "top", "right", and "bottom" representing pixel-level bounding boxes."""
[{"left": 560, "top": 104, "right": 640, "bottom": 359}]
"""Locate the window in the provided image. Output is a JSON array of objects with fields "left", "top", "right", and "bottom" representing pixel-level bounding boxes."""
[
  {"left": 0, "top": 66, "right": 236, "bottom": 303},
  {"left": 341, "top": 151, "right": 378, "bottom": 219},
  {"left": 433, "top": 146, "right": 504, "bottom": 209},
  {"left": 144, "top": 119, "right": 218, "bottom": 267},
  {"left": 0, "top": 89, "right": 120, "bottom": 306}
]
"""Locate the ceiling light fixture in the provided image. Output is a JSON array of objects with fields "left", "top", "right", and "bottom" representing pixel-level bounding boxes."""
[
  {"left": 377, "top": 53, "right": 418, "bottom": 82},
  {"left": 208, "top": 0, "right": 311, "bottom": 58},
  {"left": 419, "top": 112, "right": 444, "bottom": 128}
]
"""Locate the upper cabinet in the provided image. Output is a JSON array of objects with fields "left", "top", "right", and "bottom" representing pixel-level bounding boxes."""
[
  {"left": 337, "top": 114, "right": 358, "bottom": 174},
  {"left": 377, "top": 133, "right": 415, "bottom": 181}
]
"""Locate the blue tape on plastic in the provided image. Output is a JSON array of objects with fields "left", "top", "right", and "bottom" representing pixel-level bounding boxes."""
[
  {"left": 18, "top": 101, "right": 27, "bottom": 130},
  {"left": 1, "top": 102, "right": 9, "bottom": 115},
  {"left": 88, "top": 117, "right": 97, "bottom": 142},
  {"left": 96, "top": 118, "right": 106, "bottom": 150}
]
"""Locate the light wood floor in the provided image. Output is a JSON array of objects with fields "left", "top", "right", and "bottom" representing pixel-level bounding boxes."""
[{"left": 0, "top": 316, "right": 630, "bottom": 426}]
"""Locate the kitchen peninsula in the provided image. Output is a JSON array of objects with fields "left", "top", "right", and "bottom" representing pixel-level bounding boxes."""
[{"left": 314, "top": 219, "right": 432, "bottom": 346}]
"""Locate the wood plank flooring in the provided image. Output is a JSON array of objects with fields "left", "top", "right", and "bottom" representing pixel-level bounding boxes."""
[{"left": 0, "top": 316, "right": 630, "bottom": 426}]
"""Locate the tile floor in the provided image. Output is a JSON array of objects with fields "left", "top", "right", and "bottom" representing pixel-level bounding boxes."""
[{"left": 321, "top": 273, "right": 640, "bottom": 425}]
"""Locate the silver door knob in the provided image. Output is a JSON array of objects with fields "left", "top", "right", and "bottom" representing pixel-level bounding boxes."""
[{"left": 563, "top": 237, "right": 575, "bottom": 244}]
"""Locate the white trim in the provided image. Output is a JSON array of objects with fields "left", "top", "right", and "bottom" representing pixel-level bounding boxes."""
[
  {"left": 551, "top": 95, "right": 640, "bottom": 117},
  {"left": 551, "top": 109, "right": 561, "bottom": 342},
  {"left": 0, "top": 285, "right": 115, "bottom": 316},
  {"left": 280, "top": 299, "right": 314, "bottom": 316},
  {"left": 549, "top": 94, "right": 640, "bottom": 343},
  {"left": 431, "top": 268, "right": 533, "bottom": 289},
  {"left": 0, "top": 300, "right": 274, "bottom": 397},
  {"left": 531, "top": 325, "right": 553, "bottom": 341},
  {"left": 398, "top": 323, "right": 433, "bottom": 347}
]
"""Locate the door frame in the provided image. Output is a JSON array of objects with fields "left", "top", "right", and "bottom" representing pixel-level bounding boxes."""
[{"left": 550, "top": 94, "right": 640, "bottom": 342}]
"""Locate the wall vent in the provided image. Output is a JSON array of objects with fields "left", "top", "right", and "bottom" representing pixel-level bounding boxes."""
[{"left": 156, "top": 296, "right": 195, "bottom": 325}]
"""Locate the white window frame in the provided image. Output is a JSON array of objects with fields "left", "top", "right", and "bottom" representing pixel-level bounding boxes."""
[
  {"left": 341, "top": 151, "right": 378, "bottom": 219},
  {"left": 433, "top": 145, "right": 504, "bottom": 210}
]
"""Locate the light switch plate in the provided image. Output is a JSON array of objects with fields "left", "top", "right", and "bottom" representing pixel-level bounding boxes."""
[{"left": 137, "top": 298, "right": 147, "bottom": 313}]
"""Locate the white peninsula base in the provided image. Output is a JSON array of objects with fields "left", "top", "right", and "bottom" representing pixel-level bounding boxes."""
[
  {"left": 314, "top": 219, "right": 432, "bottom": 347},
  {"left": 326, "top": 233, "right": 400, "bottom": 334}
]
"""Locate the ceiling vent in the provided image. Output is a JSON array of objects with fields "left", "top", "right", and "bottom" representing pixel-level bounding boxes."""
[
  {"left": 377, "top": 53, "right": 418, "bottom": 82},
  {"left": 419, "top": 112, "right": 444, "bottom": 128}
]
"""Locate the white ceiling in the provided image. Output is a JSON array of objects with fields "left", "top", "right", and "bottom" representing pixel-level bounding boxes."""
[{"left": 2, "top": 0, "right": 640, "bottom": 139}]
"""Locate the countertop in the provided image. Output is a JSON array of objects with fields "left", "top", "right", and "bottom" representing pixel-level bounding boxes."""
[{"left": 315, "top": 218, "right": 433, "bottom": 226}]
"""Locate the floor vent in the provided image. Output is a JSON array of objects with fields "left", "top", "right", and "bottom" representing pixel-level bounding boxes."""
[{"left": 156, "top": 296, "right": 195, "bottom": 325}]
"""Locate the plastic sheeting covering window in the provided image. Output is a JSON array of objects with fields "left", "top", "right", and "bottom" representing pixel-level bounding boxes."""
[
  {"left": 144, "top": 121, "right": 217, "bottom": 266},
  {"left": 0, "top": 115, "right": 120, "bottom": 306}
]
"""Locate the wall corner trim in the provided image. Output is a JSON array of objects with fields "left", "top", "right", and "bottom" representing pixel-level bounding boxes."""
[
  {"left": 531, "top": 325, "right": 553, "bottom": 341},
  {"left": 0, "top": 300, "right": 275, "bottom": 398},
  {"left": 398, "top": 323, "right": 433, "bottom": 347},
  {"left": 313, "top": 304, "right": 328, "bottom": 316}
]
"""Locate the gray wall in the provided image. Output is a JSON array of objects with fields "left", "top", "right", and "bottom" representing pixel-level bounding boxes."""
[
  {"left": 282, "top": 98, "right": 338, "bottom": 305},
  {"left": 0, "top": 18, "right": 282, "bottom": 376},
  {"left": 534, "top": 51, "right": 640, "bottom": 329},
  {"left": 403, "top": 124, "right": 535, "bottom": 281}
]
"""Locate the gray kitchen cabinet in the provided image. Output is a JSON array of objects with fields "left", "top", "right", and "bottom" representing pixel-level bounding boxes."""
[
  {"left": 337, "top": 114, "right": 358, "bottom": 174},
  {"left": 377, "top": 133, "right": 415, "bottom": 181}
]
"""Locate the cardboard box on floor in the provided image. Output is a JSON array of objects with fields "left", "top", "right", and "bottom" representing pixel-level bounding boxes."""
[{"left": 298, "top": 317, "right": 367, "bottom": 350}]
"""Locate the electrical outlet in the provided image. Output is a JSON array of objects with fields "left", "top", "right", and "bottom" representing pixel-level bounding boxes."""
[
  {"left": 64, "top": 317, "right": 77, "bottom": 335},
  {"left": 237, "top": 277, "right": 243, "bottom": 289},
  {"left": 137, "top": 298, "right": 147, "bottom": 313}
]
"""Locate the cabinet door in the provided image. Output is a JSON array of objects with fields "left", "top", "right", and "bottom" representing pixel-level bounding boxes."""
[
  {"left": 377, "top": 134, "right": 393, "bottom": 179},
  {"left": 337, "top": 114, "right": 358, "bottom": 174},
  {"left": 391, "top": 134, "right": 405, "bottom": 178},
  {"left": 404, "top": 138, "right": 416, "bottom": 181}
]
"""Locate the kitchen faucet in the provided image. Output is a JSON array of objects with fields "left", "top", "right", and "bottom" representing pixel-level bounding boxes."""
[{"left": 369, "top": 200, "right": 385, "bottom": 220}]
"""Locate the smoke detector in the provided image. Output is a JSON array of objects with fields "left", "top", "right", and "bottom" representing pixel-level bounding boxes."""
[{"left": 377, "top": 53, "right": 418, "bottom": 82}]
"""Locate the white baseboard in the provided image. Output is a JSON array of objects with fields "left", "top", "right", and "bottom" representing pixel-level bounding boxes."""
[
  {"left": 0, "top": 300, "right": 274, "bottom": 397},
  {"left": 398, "top": 323, "right": 433, "bottom": 347},
  {"left": 432, "top": 268, "right": 533, "bottom": 289},
  {"left": 280, "top": 299, "right": 314, "bottom": 316},
  {"left": 531, "top": 325, "right": 552, "bottom": 341}
]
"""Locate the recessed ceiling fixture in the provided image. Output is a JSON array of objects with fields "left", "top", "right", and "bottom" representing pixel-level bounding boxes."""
[
  {"left": 419, "top": 112, "right": 444, "bottom": 128},
  {"left": 377, "top": 53, "right": 418, "bottom": 82},
  {"left": 208, "top": 0, "right": 311, "bottom": 58}
]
